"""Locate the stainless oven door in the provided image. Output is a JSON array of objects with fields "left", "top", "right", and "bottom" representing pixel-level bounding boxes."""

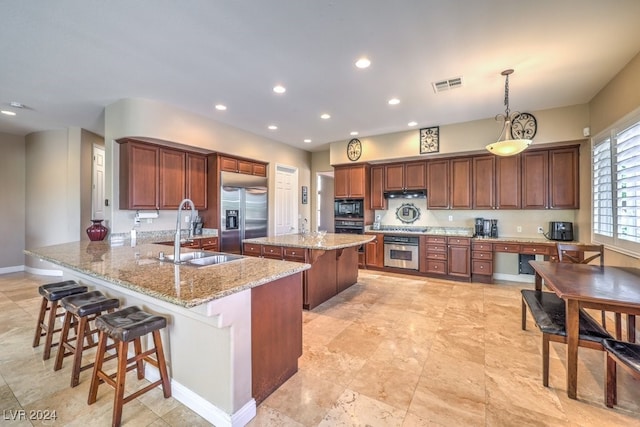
[{"left": 384, "top": 243, "right": 419, "bottom": 270}]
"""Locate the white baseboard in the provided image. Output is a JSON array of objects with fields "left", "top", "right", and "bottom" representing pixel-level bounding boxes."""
[
  {"left": 0, "top": 265, "right": 25, "bottom": 275},
  {"left": 24, "top": 266, "right": 63, "bottom": 276},
  {"left": 492, "top": 273, "right": 535, "bottom": 284},
  {"left": 145, "top": 365, "right": 256, "bottom": 427}
]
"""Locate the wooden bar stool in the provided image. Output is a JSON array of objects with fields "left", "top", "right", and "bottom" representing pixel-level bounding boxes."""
[
  {"left": 88, "top": 306, "right": 171, "bottom": 427},
  {"left": 54, "top": 290, "right": 120, "bottom": 387},
  {"left": 32, "top": 280, "right": 88, "bottom": 360}
]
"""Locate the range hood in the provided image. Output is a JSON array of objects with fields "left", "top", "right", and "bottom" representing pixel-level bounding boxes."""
[{"left": 383, "top": 189, "right": 427, "bottom": 199}]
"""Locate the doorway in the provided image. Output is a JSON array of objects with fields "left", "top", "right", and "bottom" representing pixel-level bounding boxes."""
[
  {"left": 316, "top": 172, "right": 334, "bottom": 232},
  {"left": 274, "top": 164, "right": 298, "bottom": 235},
  {"left": 92, "top": 144, "right": 105, "bottom": 220}
]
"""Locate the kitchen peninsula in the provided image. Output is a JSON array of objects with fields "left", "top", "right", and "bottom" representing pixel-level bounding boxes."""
[
  {"left": 242, "top": 233, "right": 375, "bottom": 309},
  {"left": 25, "top": 240, "right": 311, "bottom": 427}
]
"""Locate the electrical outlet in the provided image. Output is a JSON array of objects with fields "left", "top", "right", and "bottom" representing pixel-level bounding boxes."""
[
  {"left": 516, "top": 226, "right": 522, "bottom": 233},
  {"left": 537, "top": 226, "right": 544, "bottom": 234},
  {"left": 448, "top": 215, "right": 453, "bottom": 222}
]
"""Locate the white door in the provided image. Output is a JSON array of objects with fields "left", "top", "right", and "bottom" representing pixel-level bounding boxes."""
[
  {"left": 92, "top": 145, "right": 105, "bottom": 220},
  {"left": 274, "top": 164, "right": 298, "bottom": 235}
]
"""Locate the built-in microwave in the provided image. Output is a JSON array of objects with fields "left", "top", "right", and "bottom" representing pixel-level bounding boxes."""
[{"left": 334, "top": 199, "right": 364, "bottom": 218}]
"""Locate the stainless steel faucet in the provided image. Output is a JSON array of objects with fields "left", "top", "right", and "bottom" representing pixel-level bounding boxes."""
[{"left": 174, "top": 198, "right": 196, "bottom": 263}]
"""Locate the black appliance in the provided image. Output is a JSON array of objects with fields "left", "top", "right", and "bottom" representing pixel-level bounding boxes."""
[
  {"left": 334, "top": 219, "right": 364, "bottom": 234},
  {"left": 547, "top": 221, "right": 574, "bottom": 241},
  {"left": 383, "top": 189, "right": 427, "bottom": 199},
  {"left": 334, "top": 199, "right": 364, "bottom": 218},
  {"left": 475, "top": 218, "right": 498, "bottom": 238}
]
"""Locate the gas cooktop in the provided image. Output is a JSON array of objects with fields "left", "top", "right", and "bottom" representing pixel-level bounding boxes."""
[{"left": 377, "top": 225, "right": 427, "bottom": 233}]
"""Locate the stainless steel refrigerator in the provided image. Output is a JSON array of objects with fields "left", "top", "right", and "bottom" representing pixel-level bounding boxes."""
[{"left": 220, "top": 172, "right": 268, "bottom": 254}]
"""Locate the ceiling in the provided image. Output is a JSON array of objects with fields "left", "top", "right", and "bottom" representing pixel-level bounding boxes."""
[{"left": 2, "top": 1, "right": 640, "bottom": 151}]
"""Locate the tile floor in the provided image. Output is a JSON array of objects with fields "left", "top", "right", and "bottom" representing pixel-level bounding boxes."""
[{"left": 1, "top": 271, "right": 640, "bottom": 426}]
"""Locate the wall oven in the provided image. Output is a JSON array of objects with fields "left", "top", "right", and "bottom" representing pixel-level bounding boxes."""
[
  {"left": 384, "top": 235, "right": 419, "bottom": 270},
  {"left": 334, "top": 219, "right": 365, "bottom": 234},
  {"left": 334, "top": 199, "right": 364, "bottom": 219}
]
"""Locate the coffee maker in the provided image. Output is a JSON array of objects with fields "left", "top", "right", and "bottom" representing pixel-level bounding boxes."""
[
  {"left": 475, "top": 218, "right": 484, "bottom": 237},
  {"left": 475, "top": 217, "right": 498, "bottom": 238}
]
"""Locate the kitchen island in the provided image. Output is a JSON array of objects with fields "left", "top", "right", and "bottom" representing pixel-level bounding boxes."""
[
  {"left": 25, "top": 240, "right": 310, "bottom": 427},
  {"left": 242, "top": 233, "right": 374, "bottom": 309}
]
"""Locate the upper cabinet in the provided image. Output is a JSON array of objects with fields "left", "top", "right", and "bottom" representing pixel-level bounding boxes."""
[
  {"left": 118, "top": 139, "right": 207, "bottom": 210},
  {"left": 335, "top": 165, "right": 368, "bottom": 198},
  {"left": 473, "top": 154, "right": 521, "bottom": 209},
  {"left": 384, "top": 161, "right": 426, "bottom": 191},
  {"left": 428, "top": 158, "right": 471, "bottom": 209},
  {"left": 219, "top": 155, "right": 267, "bottom": 177},
  {"left": 522, "top": 146, "right": 579, "bottom": 209},
  {"left": 370, "top": 165, "right": 386, "bottom": 210},
  {"left": 426, "top": 160, "right": 449, "bottom": 209}
]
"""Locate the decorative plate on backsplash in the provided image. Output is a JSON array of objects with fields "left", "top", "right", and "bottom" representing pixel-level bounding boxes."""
[{"left": 396, "top": 203, "right": 420, "bottom": 224}]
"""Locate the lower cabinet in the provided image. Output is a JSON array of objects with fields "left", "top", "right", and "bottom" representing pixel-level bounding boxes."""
[
  {"left": 447, "top": 237, "right": 471, "bottom": 280},
  {"left": 471, "top": 242, "right": 493, "bottom": 283},
  {"left": 421, "top": 236, "right": 448, "bottom": 276},
  {"left": 365, "top": 233, "right": 384, "bottom": 268}
]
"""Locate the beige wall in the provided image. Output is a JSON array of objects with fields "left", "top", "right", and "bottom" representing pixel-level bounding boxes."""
[
  {"left": 310, "top": 150, "right": 334, "bottom": 232},
  {"left": 0, "top": 132, "right": 26, "bottom": 269},
  {"left": 104, "top": 98, "right": 312, "bottom": 235}
]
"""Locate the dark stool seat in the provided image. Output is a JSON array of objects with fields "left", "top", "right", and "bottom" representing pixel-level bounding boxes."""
[
  {"left": 603, "top": 338, "right": 640, "bottom": 407},
  {"left": 32, "top": 280, "right": 88, "bottom": 360},
  {"left": 54, "top": 290, "right": 120, "bottom": 387},
  {"left": 88, "top": 306, "right": 171, "bottom": 427},
  {"left": 521, "top": 289, "right": 612, "bottom": 386}
]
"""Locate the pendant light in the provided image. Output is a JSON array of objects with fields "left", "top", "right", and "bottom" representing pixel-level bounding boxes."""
[{"left": 486, "top": 69, "right": 532, "bottom": 156}]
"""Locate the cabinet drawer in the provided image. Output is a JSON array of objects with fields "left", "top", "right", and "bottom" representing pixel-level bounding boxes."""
[
  {"left": 200, "top": 237, "right": 218, "bottom": 250},
  {"left": 243, "top": 243, "right": 262, "bottom": 257},
  {"left": 283, "top": 247, "right": 306, "bottom": 261},
  {"left": 182, "top": 240, "right": 200, "bottom": 248},
  {"left": 426, "top": 244, "right": 447, "bottom": 253},
  {"left": 262, "top": 245, "right": 283, "bottom": 259},
  {"left": 426, "top": 252, "right": 447, "bottom": 260},
  {"left": 472, "top": 259, "right": 493, "bottom": 275},
  {"left": 448, "top": 237, "right": 470, "bottom": 245},
  {"left": 472, "top": 242, "right": 493, "bottom": 251},
  {"left": 426, "top": 236, "right": 447, "bottom": 244},
  {"left": 472, "top": 251, "right": 493, "bottom": 260},
  {"left": 520, "top": 245, "right": 552, "bottom": 256},
  {"left": 494, "top": 243, "right": 520, "bottom": 253},
  {"left": 425, "top": 260, "right": 447, "bottom": 275}
]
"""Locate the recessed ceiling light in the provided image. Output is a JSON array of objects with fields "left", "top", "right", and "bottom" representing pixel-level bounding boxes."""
[
  {"left": 408, "top": 121, "right": 418, "bottom": 127},
  {"left": 350, "top": 131, "right": 359, "bottom": 136},
  {"left": 355, "top": 57, "right": 371, "bottom": 69},
  {"left": 273, "top": 85, "right": 286, "bottom": 94},
  {"left": 215, "top": 104, "right": 227, "bottom": 111},
  {"left": 303, "top": 139, "right": 312, "bottom": 143},
  {"left": 268, "top": 125, "right": 278, "bottom": 130},
  {"left": 388, "top": 98, "right": 400, "bottom": 105},
  {"left": 320, "top": 113, "right": 331, "bottom": 120},
  {"left": 1, "top": 110, "right": 16, "bottom": 116}
]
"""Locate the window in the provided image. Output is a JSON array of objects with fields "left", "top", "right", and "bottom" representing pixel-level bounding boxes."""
[{"left": 592, "top": 109, "right": 640, "bottom": 256}]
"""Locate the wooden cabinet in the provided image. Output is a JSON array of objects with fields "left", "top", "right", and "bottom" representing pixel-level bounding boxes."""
[
  {"left": 522, "top": 146, "right": 579, "bottom": 209},
  {"left": 334, "top": 165, "right": 368, "bottom": 198},
  {"left": 471, "top": 241, "right": 493, "bottom": 281},
  {"left": 200, "top": 236, "right": 218, "bottom": 251},
  {"left": 119, "top": 141, "right": 160, "bottom": 209},
  {"left": 427, "top": 158, "right": 472, "bottom": 209},
  {"left": 283, "top": 247, "right": 307, "bottom": 262},
  {"left": 447, "top": 237, "right": 471, "bottom": 279},
  {"left": 422, "top": 235, "right": 448, "bottom": 276},
  {"left": 243, "top": 243, "right": 262, "bottom": 257},
  {"left": 472, "top": 155, "right": 495, "bottom": 209},
  {"left": 119, "top": 139, "right": 207, "bottom": 210},
  {"left": 365, "top": 233, "right": 384, "bottom": 268},
  {"left": 370, "top": 166, "right": 386, "bottom": 210},
  {"left": 262, "top": 245, "right": 283, "bottom": 260},
  {"left": 473, "top": 154, "right": 521, "bottom": 210},
  {"left": 384, "top": 161, "right": 426, "bottom": 191},
  {"left": 220, "top": 155, "right": 267, "bottom": 177}
]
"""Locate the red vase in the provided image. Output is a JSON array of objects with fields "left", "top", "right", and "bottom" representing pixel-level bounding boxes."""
[{"left": 86, "top": 220, "right": 108, "bottom": 241}]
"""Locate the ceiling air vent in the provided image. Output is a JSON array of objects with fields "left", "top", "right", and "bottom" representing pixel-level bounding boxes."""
[{"left": 432, "top": 76, "right": 463, "bottom": 93}]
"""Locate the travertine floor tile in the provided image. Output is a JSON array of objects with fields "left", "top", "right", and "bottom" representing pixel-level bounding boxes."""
[{"left": 318, "top": 389, "right": 406, "bottom": 427}]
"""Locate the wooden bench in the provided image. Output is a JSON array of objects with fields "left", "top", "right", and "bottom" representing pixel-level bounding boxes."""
[{"left": 603, "top": 339, "right": 640, "bottom": 408}]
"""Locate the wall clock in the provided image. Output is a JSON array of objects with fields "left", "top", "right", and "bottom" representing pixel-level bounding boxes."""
[
  {"left": 347, "top": 138, "right": 362, "bottom": 161},
  {"left": 511, "top": 112, "right": 537, "bottom": 139}
]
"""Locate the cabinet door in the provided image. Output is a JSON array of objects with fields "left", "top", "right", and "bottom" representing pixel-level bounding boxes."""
[
  {"left": 472, "top": 155, "right": 495, "bottom": 209},
  {"left": 334, "top": 166, "right": 350, "bottom": 198},
  {"left": 348, "top": 166, "right": 366, "bottom": 198},
  {"left": 370, "top": 166, "right": 386, "bottom": 210},
  {"left": 496, "top": 154, "right": 521, "bottom": 209},
  {"left": 219, "top": 156, "right": 238, "bottom": 173},
  {"left": 365, "top": 234, "right": 384, "bottom": 267},
  {"left": 450, "top": 158, "right": 472, "bottom": 209},
  {"left": 237, "top": 160, "right": 254, "bottom": 175},
  {"left": 187, "top": 153, "right": 207, "bottom": 209},
  {"left": 120, "top": 142, "right": 159, "bottom": 209},
  {"left": 252, "top": 163, "right": 267, "bottom": 177},
  {"left": 522, "top": 150, "right": 549, "bottom": 209},
  {"left": 549, "top": 147, "right": 579, "bottom": 209},
  {"left": 448, "top": 244, "right": 471, "bottom": 278},
  {"left": 404, "top": 161, "right": 427, "bottom": 189},
  {"left": 159, "top": 148, "right": 186, "bottom": 209},
  {"left": 384, "top": 163, "right": 405, "bottom": 191},
  {"left": 427, "top": 160, "right": 449, "bottom": 209}
]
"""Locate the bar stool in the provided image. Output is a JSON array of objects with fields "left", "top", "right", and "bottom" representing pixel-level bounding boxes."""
[
  {"left": 32, "top": 280, "right": 88, "bottom": 360},
  {"left": 54, "top": 290, "right": 120, "bottom": 387},
  {"left": 88, "top": 306, "right": 171, "bottom": 427}
]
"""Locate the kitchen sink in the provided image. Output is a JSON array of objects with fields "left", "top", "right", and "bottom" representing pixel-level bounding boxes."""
[{"left": 160, "top": 251, "right": 245, "bottom": 266}]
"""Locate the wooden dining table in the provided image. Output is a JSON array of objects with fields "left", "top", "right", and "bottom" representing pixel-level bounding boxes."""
[{"left": 529, "top": 260, "right": 640, "bottom": 399}]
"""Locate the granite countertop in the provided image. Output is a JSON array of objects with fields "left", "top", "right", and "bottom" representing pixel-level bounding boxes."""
[
  {"left": 25, "top": 241, "right": 309, "bottom": 308},
  {"left": 366, "top": 226, "right": 474, "bottom": 237},
  {"left": 243, "top": 233, "right": 375, "bottom": 250}
]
